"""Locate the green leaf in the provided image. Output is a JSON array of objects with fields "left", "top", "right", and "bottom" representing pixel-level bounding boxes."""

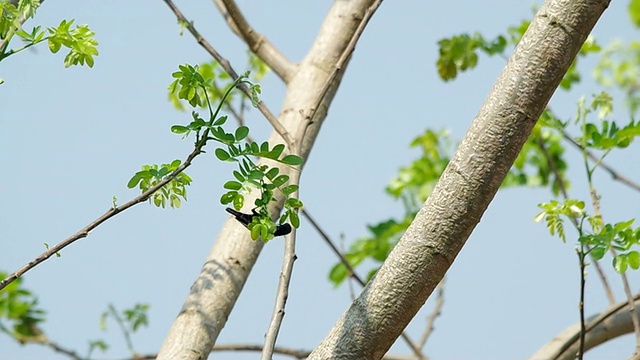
[
  {"left": 260, "top": 141, "right": 269, "bottom": 152},
  {"left": 281, "top": 184, "right": 298, "bottom": 195},
  {"left": 630, "top": 0, "right": 640, "bottom": 27},
  {"left": 590, "top": 245, "right": 606, "bottom": 260},
  {"left": 215, "top": 148, "right": 231, "bottom": 161},
  {"left": 223, "top": 181, "right": 242, "bottom": 190},
  {"left": 329, "top": 263, "right": 348, "bottom": 286},
  {"left": 214, "top": 115, "right": 227, "bottom": 126},
  {"left": 235, "top": 126, "right": 249, "bottom": 141},
  {"left": 628, "top": 251, "right": 640, "bottom": 270},
  {"left": 269, "top": 144, "right": 285, "bottom": 159},
  {"left": 266, "top": 167, "right": 279, "bottom": 180},
  {"left": 272, "top": 174, "right": 290, "bottom": 188},
  {"left": 220, "top": 191, "right": 237, "bottom": 204},
  {"left": 251, "top": 224, "right": 262, "bottom": 240},
  {"left": 614, "top": 254, "right": 629, "bottom": 273},
  {"left": 290, "top": 211, "right": 300, "bottom": 228},
  {"left": 281, "top": 155, "right": 303, "bottom": 166},
  {"left": 233, "top": 170, "right": 245, "bottom": 182},
  {"left": 233, "top": 193, "right": 244, "bottom": 210}
]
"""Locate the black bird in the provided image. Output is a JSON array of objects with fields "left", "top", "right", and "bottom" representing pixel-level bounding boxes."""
[{"left": 225, "top": 208, "right": 292, "bottom": 237}]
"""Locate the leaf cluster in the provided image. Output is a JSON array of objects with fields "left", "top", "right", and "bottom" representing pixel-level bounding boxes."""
[
  {"left": 0, "top": 272, "right": 46, "bottom": 343},
  {"left": 436, "top": 17, "right": 600, "bottom": 90},
  {"left": 134, "top": 64, "right": 302, "bottom": 241},
  {"left": 127, "top": 160, "right": 192, "bottom": 208},
  {"left": 0, "top": 0, "right": 98, "bottom": 73}
]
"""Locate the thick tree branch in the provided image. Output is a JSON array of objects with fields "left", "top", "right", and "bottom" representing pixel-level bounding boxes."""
[
  {"left": 157, "top": 1, "right": 380, "bottom": 359},
  {"left": 213, "top": 0, "right": 295, "bottom": 83},
  {"left": 308, "top": 0, "right": 611, "bottom": 358}
]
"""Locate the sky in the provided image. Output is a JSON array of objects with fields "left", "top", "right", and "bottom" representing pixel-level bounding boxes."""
[{"left": 1, "top": 0, "right": 640, "bottom": 359}]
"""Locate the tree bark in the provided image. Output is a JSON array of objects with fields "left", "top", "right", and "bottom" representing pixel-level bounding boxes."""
[
  {"left": 308, "top": 0, "right": 610, "bottom": 358},
  {"left": 157, "top": 1, "right": 378, "bottom": 359}
]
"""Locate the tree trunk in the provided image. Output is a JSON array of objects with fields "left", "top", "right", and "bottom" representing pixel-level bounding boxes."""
[{"left": 308, "top": 0, "right": 610, "bottom": 358}]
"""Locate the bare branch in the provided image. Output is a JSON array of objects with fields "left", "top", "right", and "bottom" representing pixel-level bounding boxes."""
[
  {"left": 162, "top": 0, "right": 295, "bottom": 148},
  {"left": 213, "top": 0, "right": 295, "bottom": 83},
  {"left": 0, "top": 140, "right": 204, "bottom": 291},
  {"left": 418, "top": 279, "right": 445, "bottom": 349}
]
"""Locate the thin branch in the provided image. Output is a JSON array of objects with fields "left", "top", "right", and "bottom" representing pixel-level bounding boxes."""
[
  {"left": 0, "top": 142, "right": 204, "bottom": 291},
  {"left": 536, "top": 137, "right": 616, "bottom": 304},
  {"left": 214, "top": 0, "right": 295, "bottom": 82},
  {"left": 162, "top": 0, "right": 294, "bottom": 148},
  {"left": 418, "top": 279, "right": 445, "bottom": 350},
  {"left": 261, "top": 119, "right": 310, "bottom": 359},
  {"left": 589, "top": 186, "right": 640, "bottom": 352},
  {"left": 304, "top": 0, "right": 383, "bottom": 125},
  {"left": 561, "top": 129, "right": 640, "bottom": 192}
]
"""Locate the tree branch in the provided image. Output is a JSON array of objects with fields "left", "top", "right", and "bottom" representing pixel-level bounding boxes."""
[
  {"left": 530, "top": 293, "right": 640, "bottom": 360},
  {"left": 162, "top": 0, "right": 295, "bottom": 148},
  {"left": 157, "top": 1, "right": 380, "bottom": 358},
  {"left": 0, "top": 140, "right": 205, "bottom": 291},
  {"left": 213, "top": 0, "right": 295, "bottom": 83},
  {"left": 308, "top": 0, "right": 610, "bottom": 357},
  {"left": 261, "top": 113, "right": 312, "bottom": 359},
  {"left": 561, "top": 129, "right": 640, "bottom": 192}
]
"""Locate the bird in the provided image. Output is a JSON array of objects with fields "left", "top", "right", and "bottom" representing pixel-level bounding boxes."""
[{"left": 225, "top": 208, "right": 292, "bottom": 236}]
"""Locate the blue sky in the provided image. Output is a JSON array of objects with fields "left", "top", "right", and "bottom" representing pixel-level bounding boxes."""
[{"left": 2, "top": 1, "right": 640, "bottom": 359}]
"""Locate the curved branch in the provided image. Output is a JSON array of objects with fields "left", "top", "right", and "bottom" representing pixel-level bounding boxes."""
[
  {"left": 214, "top": 0, "right": 295, "bottom": 83},
  {"left": 530, "top": 294, "right": 640, "bottom": 360}
]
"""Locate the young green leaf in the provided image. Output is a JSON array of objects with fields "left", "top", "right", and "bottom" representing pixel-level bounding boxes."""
[
  {"left": 281, "top": 184, "right": 298, "bottom": 195},
  {"left": 215, "top": 148, "right": 231, "bottom": 161},
  {"left": 235, "top": 126, "right": 249, "bottom": 141},
  {"left": 171, "top": 125, "right": 189, "bottom": 134},
  {"left": 272, "top": 174, "right": 290, "bottom": 188},
  {"left": 223, "top": 181, "right": 242, "bottom": 190},
  {"left": 281, "top": 154, "right": 303, "bottom": 166}
]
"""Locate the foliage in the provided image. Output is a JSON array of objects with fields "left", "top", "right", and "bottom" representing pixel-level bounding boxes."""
[
  {"left": 0, "top": 0, "right": 98, "bottom": 82},
  {"left": 98, "top": 303, "right": 150, "bottom": 356},
  {"left": 129, "top": 64, "right": 303, "bottom": 241},
  {"left": 535, "top": 93, "right": 640, "bottom": 274},
  {"left": 332, "top": 11, "right": 639, "bottom": 286},
  {"left": 0, "top": 272, "right": 46, "bottom": 343},
  {"left": 127, "top": 160, "right": 193, "bottom": 209},
  {"left": 436, "top": 17, "right": 600, "bottom": 90}
]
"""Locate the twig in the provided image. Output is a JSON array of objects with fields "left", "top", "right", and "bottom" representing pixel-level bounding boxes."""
[
  {"left": 0, "top": 143, "right": 204, "bottom": 290},
  {"left": 589, "top": 187, "right": 640, "bottom": 352},
  {"left": 304, "top": 0, "right": 383, "bottom": 125},
  {"left": 418, "top": 279, "right": 445, "bottom": 349},
  {"left": 261, "top": 108, "right": 312, "bottom": 359},
  {"left": 214, "top": 0, "right": 294, "bottom": 82},
  {"left": 536, "top": 137, "right": 616, "bottom": 304},
  {"left": 162, "top": 0, "right": 294, "bottom": 148},
  {"left": 561, "top": 129, "right": 640, "bottom": 193}
]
